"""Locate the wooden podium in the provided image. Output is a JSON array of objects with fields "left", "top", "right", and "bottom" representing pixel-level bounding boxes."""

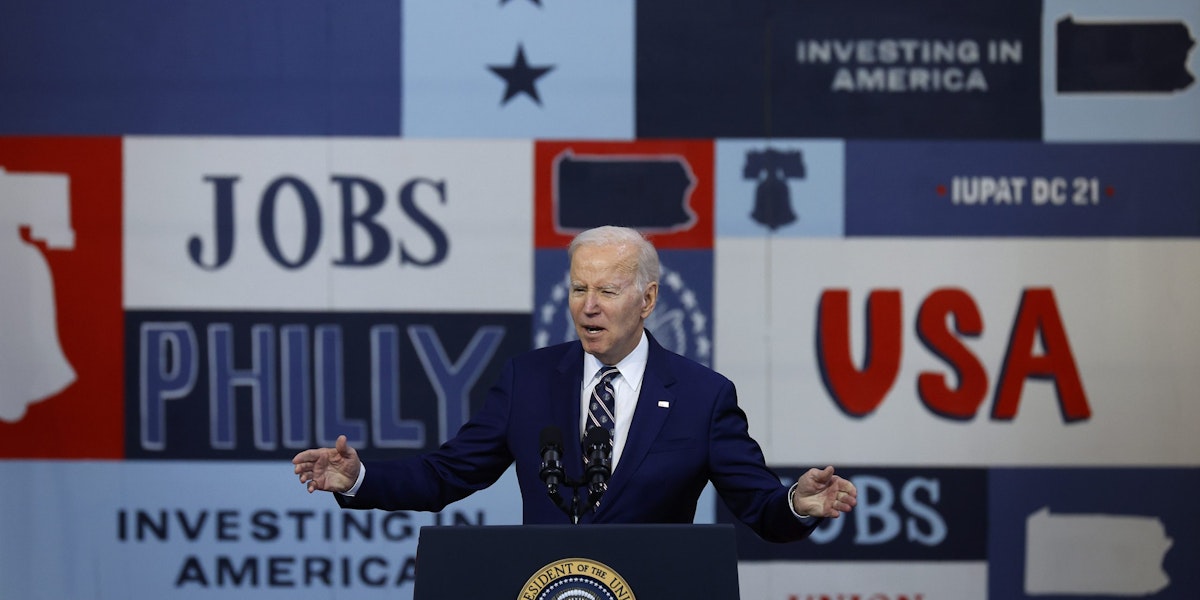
[{"left": 413, "top": 524, "right": 741, "bottom": 599}]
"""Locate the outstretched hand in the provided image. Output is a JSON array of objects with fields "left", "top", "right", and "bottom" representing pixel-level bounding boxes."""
[
  {"left": 292, "top": 434, "right": 361, "bottom": 494},
  {"left": 791, "top": 466, "right": 857, "bottom": 518}
]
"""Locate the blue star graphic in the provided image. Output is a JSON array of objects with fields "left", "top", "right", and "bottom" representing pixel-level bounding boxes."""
[{"left": 488, "top": 44, "right": 555, "bottom": 106}]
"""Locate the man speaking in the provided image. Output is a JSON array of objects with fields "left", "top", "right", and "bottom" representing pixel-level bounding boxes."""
[{"left": 293, "top": 226, "right": 856, "bottom": 542}]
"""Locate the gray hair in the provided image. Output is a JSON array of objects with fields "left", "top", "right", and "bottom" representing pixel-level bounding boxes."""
[{"left": 567, "top": 226, "right": 661, "bottom": 293}]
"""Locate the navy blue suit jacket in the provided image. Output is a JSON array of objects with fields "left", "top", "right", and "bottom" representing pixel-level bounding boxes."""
[{"left": 339, "top": 332, "right": 816, "bottom": 543}]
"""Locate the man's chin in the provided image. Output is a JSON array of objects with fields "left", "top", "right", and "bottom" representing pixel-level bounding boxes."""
[{"left": 579, "top": 338, "right": 609, "bottom": 359}]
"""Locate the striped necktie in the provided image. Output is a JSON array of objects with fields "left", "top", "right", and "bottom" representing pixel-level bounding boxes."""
[
  {"left": 588, "top": 365, "right": 619, "bottom": 437},
  {"left": 584, "top": 366, "right": 619, "bottom": 510}
]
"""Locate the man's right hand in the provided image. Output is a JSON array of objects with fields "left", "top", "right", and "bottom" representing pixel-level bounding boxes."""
[{"left": 292, "top": 434, "right": 361, "bottom": 494}]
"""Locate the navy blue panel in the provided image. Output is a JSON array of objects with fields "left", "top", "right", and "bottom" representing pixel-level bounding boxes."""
[
  {"left": 637, "top": 0, "right": 1042, "bottom": 139},
  {"left": 0, "top": 1, "right": 399, "bottom": 135},
  {"left": 989, "top": 468, "right": 1200, "bottom": 599},
  {"left": 636, "top": 0, "right": 770, "bottom": 138},
  {"left": 124, "top": 311, "right": 530, "bottom": 460},
  {"left": 719, "top": 467, "right": 988, "bottom": 561},
  {"left": 845, "top": 142, "right": 1200, "bottom": 237}
]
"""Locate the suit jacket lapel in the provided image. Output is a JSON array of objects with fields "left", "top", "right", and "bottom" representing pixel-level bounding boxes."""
[{"left": 553, "top": 343, "right": 585, "bottom": 481}]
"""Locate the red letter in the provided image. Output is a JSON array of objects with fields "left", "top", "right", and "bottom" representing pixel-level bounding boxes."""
[
  {"left": 993, "top": 288, "right": 1090, "bottom": 422},
  {"left": 817, "top": 289, "right": 903, "bottom": 417},
  {"left": 917, "top": 288, "right": 989, "bottom": 420}
]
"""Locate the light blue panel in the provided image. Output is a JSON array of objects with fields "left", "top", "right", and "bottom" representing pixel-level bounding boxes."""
[
  {"left": 0, "top": 461, "right": 521, "bottom": 599},
  {"left": 1044, "top": 0, "right": 1200, "bottom": 141},
  {"left": 715, "top": 139, "right": 846, "bottom": 238},
  {"left": 402, "top": 0, "right": 634, "bottom": 138}
]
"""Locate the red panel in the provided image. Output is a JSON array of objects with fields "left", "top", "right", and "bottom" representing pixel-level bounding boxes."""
[
  {"left": 0, "top": 137, "right": 124, "bottom": 458},
  {"left": 534, "top": 140, "right": 714, "bottom": 250}
]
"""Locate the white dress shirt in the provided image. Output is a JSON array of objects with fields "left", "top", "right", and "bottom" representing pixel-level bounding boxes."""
[{"left": 579, "top": 331, "right": 648, "bottom": 474}]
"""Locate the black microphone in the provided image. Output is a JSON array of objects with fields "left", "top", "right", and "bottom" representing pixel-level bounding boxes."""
[
  {"left": 539, "top": 426, "right": 566, "bottom": 510},
  {"left": 583, "top": 426, "right": 612, "bottom": 510}
]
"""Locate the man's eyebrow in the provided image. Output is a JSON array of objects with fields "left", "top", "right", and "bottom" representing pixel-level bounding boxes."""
[{"left": 569, "top": 282, "right": 624, "bottom": 291}]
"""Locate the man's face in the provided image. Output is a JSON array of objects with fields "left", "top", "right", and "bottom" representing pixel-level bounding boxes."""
[{"left": 568, "top": 243, "right": 658, "bottom": 366}]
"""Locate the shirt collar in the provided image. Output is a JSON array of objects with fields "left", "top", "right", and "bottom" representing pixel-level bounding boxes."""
[{"left": 583, "top": 330, "right": 649, "bottom": 392}]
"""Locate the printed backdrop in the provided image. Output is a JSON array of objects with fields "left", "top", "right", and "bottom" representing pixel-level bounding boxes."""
[{"left": 2, "top": 1, "right": 1198, "bottom": 599}]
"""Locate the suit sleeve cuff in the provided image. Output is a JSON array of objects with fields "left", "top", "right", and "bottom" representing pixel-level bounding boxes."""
[
  {"left": 340, "top": 463, "right": 367, "bottom": 497},
  {"left": 787, "top": 481, "right": 810, "bottom": 520}
]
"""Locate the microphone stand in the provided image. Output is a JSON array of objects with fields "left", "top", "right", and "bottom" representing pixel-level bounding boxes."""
[
  {"left": 539, "top": 426, "right": 612, "bottom": 524},
  {"left": 582, "top": 427, "right": 613, "bottom": 518},
  {"left": 538, "top": 470, "right": 587, "bottom": 523}
]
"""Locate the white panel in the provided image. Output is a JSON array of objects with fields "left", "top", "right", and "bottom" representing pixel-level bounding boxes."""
[
  {"left": 124, "top": 137, "right": 532, "bottom": 312},
  {"left": 716, "top": 238, "right": 1200, "bottom": 466},
  {"left": 738, "top": 561, "right": 988, "bottom": 599}
]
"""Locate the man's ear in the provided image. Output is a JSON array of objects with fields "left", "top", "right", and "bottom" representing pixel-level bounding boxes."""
[{"left": 641, "top": 281, "right": 658, "bottom": 318}]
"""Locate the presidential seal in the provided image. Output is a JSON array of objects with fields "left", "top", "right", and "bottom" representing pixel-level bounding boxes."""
[{"left": 518, "top": 558, "right": 635, "bottom": 600}]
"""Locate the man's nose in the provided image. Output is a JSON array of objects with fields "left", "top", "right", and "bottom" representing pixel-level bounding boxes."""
[{"left": 583, "top": 291, "right": 601, "bottom": 312}]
